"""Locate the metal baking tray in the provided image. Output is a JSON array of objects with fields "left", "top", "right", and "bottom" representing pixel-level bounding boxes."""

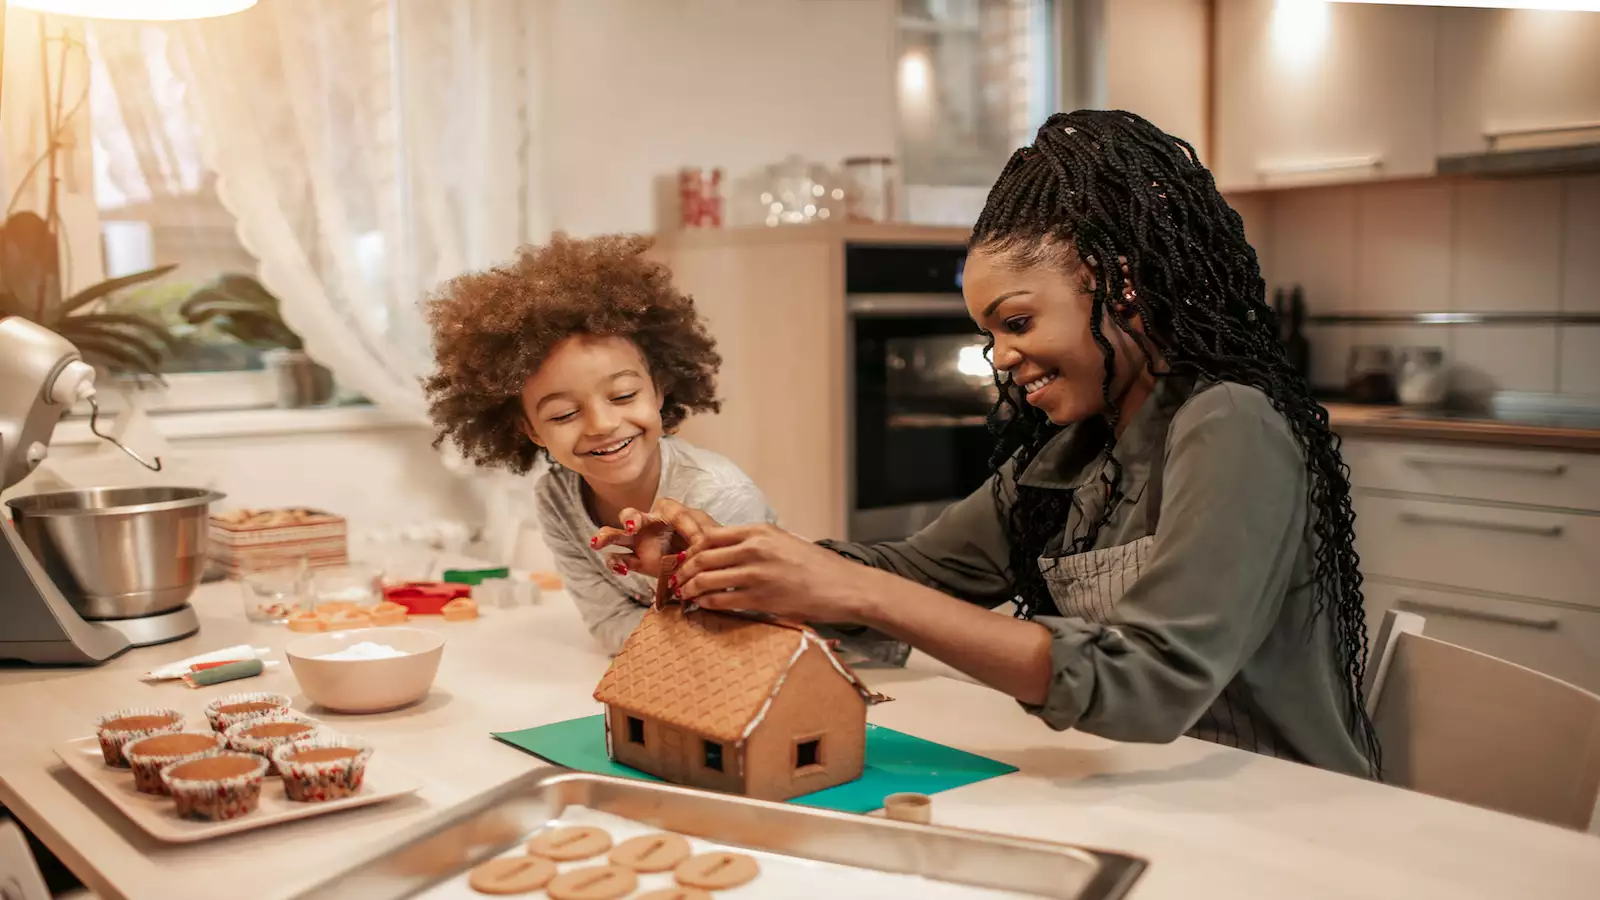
[{"left": 290, "top": 770, "right": 1146, "bottom": 899}]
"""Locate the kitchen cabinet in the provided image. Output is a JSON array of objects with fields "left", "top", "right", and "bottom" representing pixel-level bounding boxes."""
[
  {"left": 654, "top": 223, "right": 969, "bottom": 543},
  {"left": 1436, "top": 7, "right": 1600, "bottom": 157},
  {"left": 1212, "top": 0, "right": 1437, "bottom": 191},
  {"left": 1344, "top": 436, "right": 1600, "bottom": 694},
  {"left": 1363, "top": 580, "right": 1600, "bottom": 696}
]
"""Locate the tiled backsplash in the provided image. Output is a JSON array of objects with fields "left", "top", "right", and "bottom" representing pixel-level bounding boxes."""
[{"left": 1226, "top": 175, "right": 1600, "bottom": 397}]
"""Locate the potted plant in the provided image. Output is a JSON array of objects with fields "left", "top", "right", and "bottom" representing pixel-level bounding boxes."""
[
  {"left": 180, "top": 274, "right": 334, "bottom": 408},
  {"left": 0, "top": 210, "right": 179, "bottom": 382}
]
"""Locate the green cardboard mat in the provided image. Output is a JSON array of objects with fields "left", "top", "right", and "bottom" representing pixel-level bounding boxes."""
[{"left": 492, "top": 715, "right": 1017, "bottom": 814}]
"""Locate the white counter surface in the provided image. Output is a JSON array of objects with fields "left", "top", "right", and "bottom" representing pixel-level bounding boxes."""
[{"left": 1, "top": 583, "right": 1595, "bottom": 899}]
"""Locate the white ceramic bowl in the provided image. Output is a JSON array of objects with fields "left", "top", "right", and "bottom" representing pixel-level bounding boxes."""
[{"left": 284, "top": 627, "right": 444, "bottom": 714}]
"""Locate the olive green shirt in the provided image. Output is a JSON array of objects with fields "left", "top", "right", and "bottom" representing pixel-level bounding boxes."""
[{"left": 823, "top": 378, "right": 1373, "bottom": 778}]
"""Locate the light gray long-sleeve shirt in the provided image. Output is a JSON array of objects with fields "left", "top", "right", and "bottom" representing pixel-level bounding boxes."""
[
  {"left": 821, "top": 378, "right": 1374, "bottom": 778},
  {"left": 535, "top": 437, "right": 777, "bottom": 655}
]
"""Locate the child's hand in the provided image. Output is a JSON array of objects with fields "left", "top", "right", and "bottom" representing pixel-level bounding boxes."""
[{"left": 591, "top": 508, "right": 687, "bottom": 578}]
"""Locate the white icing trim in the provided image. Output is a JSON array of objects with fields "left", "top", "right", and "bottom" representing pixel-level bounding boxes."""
[{"left": 801, "top": 630, "right": 884, "bottom": 703}]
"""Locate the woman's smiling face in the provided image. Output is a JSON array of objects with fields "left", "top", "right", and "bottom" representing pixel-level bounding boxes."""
[{"left": 963, "top": 243, "right": 1148, "bottom": 427}]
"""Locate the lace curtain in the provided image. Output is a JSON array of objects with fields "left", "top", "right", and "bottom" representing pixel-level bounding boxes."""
[{"left": 91, "top": 0, "right": 545, "bottom": 422}]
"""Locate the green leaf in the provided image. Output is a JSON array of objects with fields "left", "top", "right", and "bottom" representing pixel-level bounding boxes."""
[
  {"left": 68, "top": 312, "right": 181, "bottom": 352},
  {"left": 55, "top": 320, "right": 166, "bottom": 370},
  {"left": 64, "top": 333, "right": 166, "bottom": 382},
  {"left": 180, "top": 294, "right": 279, "bottom": 321},
  {"left": 0, "top": 211, "right": 61, "bottom": 315},
  {"left": 57, "top": 264, "right": 179, "bottom": 318}
]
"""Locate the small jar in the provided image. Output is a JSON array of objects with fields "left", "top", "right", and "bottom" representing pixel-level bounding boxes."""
[
  {"left": 1397, "top": 346, "right": 1448, "bottom": 408},
  {"left": 843, "top": 156, "right": 897, "bottom": 223}
]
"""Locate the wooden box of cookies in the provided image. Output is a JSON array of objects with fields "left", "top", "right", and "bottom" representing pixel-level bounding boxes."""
[{"left": 209, "top": 508, "right": 350, "bottom": 580}]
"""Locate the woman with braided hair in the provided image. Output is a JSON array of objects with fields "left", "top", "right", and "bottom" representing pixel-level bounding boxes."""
[{"left": 596, "top": 109, "right": 1378, "bottom": 778}]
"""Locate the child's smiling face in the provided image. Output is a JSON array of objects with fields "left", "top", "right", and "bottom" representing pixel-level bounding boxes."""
[{"left": 521, "top": 334, "right": 664, "bottom": 489}]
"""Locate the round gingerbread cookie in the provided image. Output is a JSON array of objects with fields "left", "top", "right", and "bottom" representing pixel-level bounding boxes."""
[
  {"left": 607, "top": 832, "right": 692, "bottom": 873},
  {"left": 636, "top": 889, "right": 713, "bottom": 900},
  {"left": 674, "top": 851, "right": 760, "bottom": 890},
  {"left": 466, "top": 855, "right": 556, "bottom": 895},
  {"left": 526, "top": 825, "right": 614, "bottom": 861},
  {"left": 545, "top": 864, "right": 638, "bottom": 900}
]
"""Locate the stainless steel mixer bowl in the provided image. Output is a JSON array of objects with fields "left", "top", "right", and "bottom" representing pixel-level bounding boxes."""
[{"left": 5, "top": 486, "right": 225, "bottom": 620}]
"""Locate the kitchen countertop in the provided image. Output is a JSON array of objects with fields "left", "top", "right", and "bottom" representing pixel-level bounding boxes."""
[
  {"left": 1325, "top": 402, "right": 1600, "bottom": 452},
  {"left": 2, "top": 585, "right": 1597, "bottom": 900}
]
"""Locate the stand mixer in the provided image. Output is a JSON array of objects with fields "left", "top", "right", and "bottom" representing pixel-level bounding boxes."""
[{"left": 1, "top": 316, "right": 212, "bottom": 664}]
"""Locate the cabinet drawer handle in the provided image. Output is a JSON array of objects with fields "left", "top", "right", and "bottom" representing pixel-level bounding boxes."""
[
  {"left": 1485, "top": 119, "right": 1600, "bottom": 142},
  {"left": 1401, "top": 454, "right": 1567, "bottom": 477},
  {"left": 1256, "top": 155, "right": 1381, "bottom": 177},
  {"left": 1397, "top": 511, "right": 1564, "bottom": 538},
  {"left": 1394, "top": 597, "right": 1559, "bottom": 631}
]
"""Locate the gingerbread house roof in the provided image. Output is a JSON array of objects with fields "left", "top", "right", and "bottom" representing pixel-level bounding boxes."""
[{"left": 593, "top": 605, "right": 884, "bottom": 745}]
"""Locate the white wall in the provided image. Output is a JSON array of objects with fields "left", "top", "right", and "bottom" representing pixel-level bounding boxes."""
[
  {"left": 4, "top": 421, "right": 484, "bottom": 539},
  {"left": 539, "top": 0, "right": 898, "bottom": 236},
  {"left": 1228, "top": 174, "right": 1600, "bottom": 398}
]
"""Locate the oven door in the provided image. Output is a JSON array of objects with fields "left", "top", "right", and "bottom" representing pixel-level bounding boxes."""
[{"left": 849, "top": 296, "right": 997, "bottom": 543}]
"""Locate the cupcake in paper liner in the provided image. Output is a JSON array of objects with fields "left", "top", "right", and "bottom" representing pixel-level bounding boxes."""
[
  {"left": 94, "top": 708, "right": 184, "bottom": 767},
  {"left": 272, "top": 735, "right": 372, "bottom": 802},
  {"left": 121, "top": 731, "right": 226, "bottom": 794},
  {"left": 224, "top": 714, "right": 324, "bottom": 774},
  {"left": 160, "top": 750, "right": 269, "bottom": 821},
  {"left": 204, "top": 692, "right": 292, "bottom": 733}
]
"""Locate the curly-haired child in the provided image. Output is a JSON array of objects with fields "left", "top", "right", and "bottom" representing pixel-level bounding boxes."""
[{"left": 422, "top": 233, "right": 776, "bottom": 654}]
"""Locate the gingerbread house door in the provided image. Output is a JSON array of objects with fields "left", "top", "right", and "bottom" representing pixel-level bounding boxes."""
[{"left": 658, "top": 727, "right": 691, "bottom": 783}]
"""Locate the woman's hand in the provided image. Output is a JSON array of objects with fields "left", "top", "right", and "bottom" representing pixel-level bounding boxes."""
[{"left": 656, "top": 500, "right": 874, "bottom": 625}]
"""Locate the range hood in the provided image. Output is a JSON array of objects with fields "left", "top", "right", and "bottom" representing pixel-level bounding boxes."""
[{"left": 1437, "top": 142, "right": 1600, "bottom": 178}]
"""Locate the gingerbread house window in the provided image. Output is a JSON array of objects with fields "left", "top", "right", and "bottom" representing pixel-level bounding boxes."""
[
  {"left": 626, "top": 716, "right": 645, "bottom": 745},
  {"left": 795, "top": 736, "right": 823, "bottom": 773},
  {"left": 703, "top": 740, "right": 724, "bottom": 772}
]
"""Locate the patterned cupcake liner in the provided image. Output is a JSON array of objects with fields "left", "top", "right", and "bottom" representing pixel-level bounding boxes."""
[
  {"left": 224, "top": 713, "right": 325, "bottom": 775},
  {"left": 204, "top": 691, "right": 293, "bottom": 733},
  {"left": 160, "top": 750, "right": 269, "bottom": 821},
  {"left": 271, "top": 734, "right": 372, "bottom": 802},
  {"left": 94, "top": 707, "right": 184, "bottom": 768},
  {"left": 122, "top": 731, "right": 227, "bottom": 795}
]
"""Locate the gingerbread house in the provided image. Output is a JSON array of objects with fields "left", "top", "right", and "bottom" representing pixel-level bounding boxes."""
[{"left": 593, "top": 604, "right": 887, "bottom": 801}]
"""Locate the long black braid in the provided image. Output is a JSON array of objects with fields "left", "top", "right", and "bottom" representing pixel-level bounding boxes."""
[{"left": 972, "top": 110, "right": 1379, "bottom": 774}]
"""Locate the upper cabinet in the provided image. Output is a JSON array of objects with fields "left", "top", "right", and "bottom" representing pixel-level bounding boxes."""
[
  {"left": 1436, "top": 8, "right": 1600, "bottom": 158},
  {"left": 1213, "top": 0, "right": 1437, "bottom": 192}
]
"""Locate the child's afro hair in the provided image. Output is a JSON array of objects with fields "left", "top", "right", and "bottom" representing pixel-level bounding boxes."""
[{"left": 422, "top": 232, "right": 721, "bottom": 473}]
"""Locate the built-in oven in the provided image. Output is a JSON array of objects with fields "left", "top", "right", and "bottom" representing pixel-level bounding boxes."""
[{"left": 847, "top": 243, "right": 997, "bottom": 543}]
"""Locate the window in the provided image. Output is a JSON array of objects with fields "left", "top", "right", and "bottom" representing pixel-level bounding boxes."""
[
  {"left": 88, "top": 25, "right": 267, "bottom": 378},
  {"left": 626, "top": 716, "right": 646, "bottom": 746},
  {"left": 703, "top": 740, "right": 724, "bottom": 772},
  {"left": 794, "top": 737, "right": 823, "bottom": 773}
]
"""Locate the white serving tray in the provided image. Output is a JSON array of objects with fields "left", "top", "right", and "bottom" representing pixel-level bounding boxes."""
[{"left": 54, "top": 736, "right": 420, "bottom": 843}]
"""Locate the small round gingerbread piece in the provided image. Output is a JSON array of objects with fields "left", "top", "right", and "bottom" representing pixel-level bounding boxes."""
[
  {"left": 526, "top": 825, "right": 614, "bottom": 861},
  {"left": 636, "top": 889, "right": 713, "bottom": 900},
  {"left": 466, "top": 855, "right": 556, "bottom": 895},
  {"left": 608, "top": 832, "right": 692, "bottom": 873},
  {"left": 674, "top": 851, "right": 760, "bottom": 891},
  {"left": 545, "top": 864, "right": 638, "bottom": 900}
]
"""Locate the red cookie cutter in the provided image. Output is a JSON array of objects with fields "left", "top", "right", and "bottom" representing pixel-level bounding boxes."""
[{"left": 382, "top": 581, "right": 472, "bottom": 615}]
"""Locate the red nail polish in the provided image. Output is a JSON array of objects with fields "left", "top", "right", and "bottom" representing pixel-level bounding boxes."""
[
  {"left": 668, "top": 575, "right": 678, "bottom": 589},
  {"left": 676, "top": 551, "right": 686, "bottom": 563},
  {"left": 590, "top": 536, "right": 599, "bottom": 547},
  {"left": 613, "top": 564, "right": 628, "bottom": 576},
  {"left": 625, "top": 519, "right": 636, "bottom": 532}
]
